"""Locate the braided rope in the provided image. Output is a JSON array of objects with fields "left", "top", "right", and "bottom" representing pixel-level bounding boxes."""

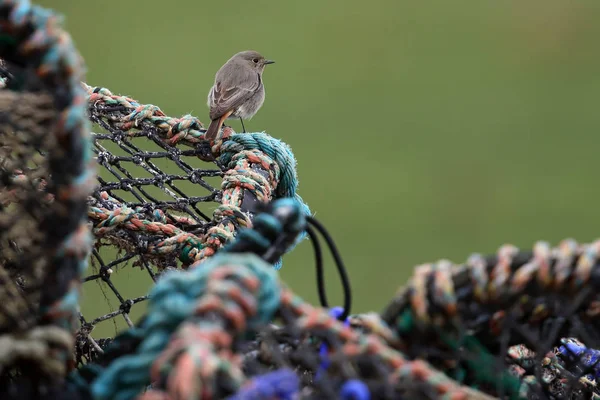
[
  {"left": 384, "top": 239, "right": 600, "bottom": 331},
  {"left": 0, "top": 326, "right": 73, "bottom": 376},
  {"left": 0, "top": 0, "right": 93, "bottom": 378},
  {"left": 279, "top": 288, "right": 486, "bottom": 400},
  {"left": 91, "top": 252, "right": 280, "bottom": 400},
  {"left": 84, "top": 84, "right": 309, "bottom": 268},
  {"left": 380, "top": 238, "right": 600, "bottom": 398}
]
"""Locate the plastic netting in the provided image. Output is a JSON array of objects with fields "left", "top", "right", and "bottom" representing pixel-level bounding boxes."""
[{"left": 1, "top": 1, "right": 600, "bottom": 400}]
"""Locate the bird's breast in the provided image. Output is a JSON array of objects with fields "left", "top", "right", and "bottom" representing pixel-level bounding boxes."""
[{"left": 232, "top": 86, "right": 265, "bottom": 119}]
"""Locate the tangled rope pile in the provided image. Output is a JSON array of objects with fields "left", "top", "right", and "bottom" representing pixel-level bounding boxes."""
[{"left": 1, "top": 1, "right": 600, "bottom": 399}]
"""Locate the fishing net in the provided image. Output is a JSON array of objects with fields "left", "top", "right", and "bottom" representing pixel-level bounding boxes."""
[{"left": 1, "top": 1, "right": 600, "bottom": 399}]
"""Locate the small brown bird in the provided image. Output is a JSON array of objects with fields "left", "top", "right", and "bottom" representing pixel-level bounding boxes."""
[{"left": 205, "top": 50, "right": 275, "bottom": 141}]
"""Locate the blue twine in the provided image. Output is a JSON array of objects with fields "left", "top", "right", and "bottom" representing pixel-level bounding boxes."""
[
  {"left": 557, "top": 338, "right": 600, "bottom": 380},
  {"left": 316, "top": 307, "right": 349, "bottom": 380},
  {"left": 226, "top": 368, "right": 299, "bottom": 400},
  {"left": 91, "top": 253, "right": 281, "bottom": 400},
  {"left": 219, "top": 133, "right": 311, "bottom": 250},
  {"left": 340, "top": 380, "right": 371, "bottom": 400}
]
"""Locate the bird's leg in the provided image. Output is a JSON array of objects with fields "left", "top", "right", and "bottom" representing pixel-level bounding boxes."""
[{"left": 239, "top": 117, "right": 246, "bottom": 133}]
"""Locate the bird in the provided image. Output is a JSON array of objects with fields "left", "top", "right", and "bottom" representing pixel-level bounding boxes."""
[{"left": 205, "top": 50, "right": 275, "bottom": 141}]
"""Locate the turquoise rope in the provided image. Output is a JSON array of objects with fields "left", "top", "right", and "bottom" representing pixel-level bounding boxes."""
[
  {"left": 91, "top": 252, "right": 281, "bottom": 400},
  {"left": 223, "top": 197, "right": 307, "bottom": 270},
  {"left": 220, "top": 133, "right": 311, "bottom": 251}
]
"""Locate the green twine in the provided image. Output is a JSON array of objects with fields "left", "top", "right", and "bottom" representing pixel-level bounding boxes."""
[{"left": 394, "top": 310, "right": 523, "bottom": 399}]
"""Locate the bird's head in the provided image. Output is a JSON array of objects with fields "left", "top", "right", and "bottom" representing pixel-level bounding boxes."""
[{"left": 234, "top": 50, "right": 275, "bottom": 73}]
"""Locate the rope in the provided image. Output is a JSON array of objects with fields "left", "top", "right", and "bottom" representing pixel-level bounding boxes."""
[
  {"left": 384, "top": 239, "right": 600, "bottom": 330},
  {"left": 221, "top": 198, "right": 352, "bottom": 315},
  {"left": 90, "top": 252, "right": 281, "bottom": 400},
  {"left": 380, "top": 238, "right": 600, "bottom": 398},
  {"left": 0, "top": 0, "right": 94, "bottom": 378},
  {"left": 221, "top": 197, "right": 307, "bottom": 269},
  {"left": 278, "top": 287, "right": 481, "bottom": 399},
  {"left": 0, "top": 326, "right": 73, "bottom": 376},
  {"left": 557, "top": 338, "right": 600, "bottom": 381}
]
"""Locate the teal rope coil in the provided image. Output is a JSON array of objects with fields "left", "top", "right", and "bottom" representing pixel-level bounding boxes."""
[
  {"left": 90, "top": 252, "right": 281, "bottom": 400},
  {"left": 0, "top": 0, "right": 94, "bottom": 376},
  {"left": 219, "top": 133, "right": 311, "bottom": 252},
  {"left": 220, "top": 197, "right": 308, "bottom": 270},
  {"left": 218, "top": 133, "right": 308, "bottom": 206}
]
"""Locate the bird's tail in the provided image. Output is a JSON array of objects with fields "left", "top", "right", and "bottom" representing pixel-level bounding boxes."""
[
  {"left": 205, "top": 118, "right": 223, "bottom": 142},
  {"left": 205, "top": 110, "right": 233, "bottom": 142}
]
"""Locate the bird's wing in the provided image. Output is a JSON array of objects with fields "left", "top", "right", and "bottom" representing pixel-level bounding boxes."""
[{"left": 208, "top": 72, "right": 260, "bottom": 120}]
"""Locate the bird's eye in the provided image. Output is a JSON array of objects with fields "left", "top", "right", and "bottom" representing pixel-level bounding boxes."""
[{"left": 252, "top": 58, "right": 259, "bottom": 63}]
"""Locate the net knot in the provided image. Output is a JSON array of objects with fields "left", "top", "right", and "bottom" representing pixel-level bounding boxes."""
[
  {"left": 164, "top": 114, "right": 204, "bottom": 145},
  {"left": 125, "top": 104, "right": 164, "bottom": 127},
  {"left": 150, "top": 232, "right": 203, "bottom": 261},
  {"left": 86, "top": 84, "right": 139, "bottom": 109}
]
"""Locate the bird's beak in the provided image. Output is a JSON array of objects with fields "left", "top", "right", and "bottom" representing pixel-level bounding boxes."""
[{"left": 264, "top": 60, "right": 275, "bottom": 65}]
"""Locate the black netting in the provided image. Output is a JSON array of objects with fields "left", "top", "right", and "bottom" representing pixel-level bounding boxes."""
[
  {"left": 0, "top": 90, "right": 56, "bottom": 334},
  {"left": 77, "top": 99, "right": 227, "bottom": 364}
]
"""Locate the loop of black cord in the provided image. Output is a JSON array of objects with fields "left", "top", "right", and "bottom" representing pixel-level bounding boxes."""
[
  {"left": 306, "top": 216, "right": 352, "bottom": 321},
  {"left": 305, "top": 226, "right": 328, "bottom": 309}
]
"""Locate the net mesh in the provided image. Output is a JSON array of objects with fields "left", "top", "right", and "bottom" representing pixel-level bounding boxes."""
[
  {"left": 78, "top": 87, "right": 226, "bottom": 364},
  {"left": 0, "top": 90, "right": 56, "bottom": 334}
]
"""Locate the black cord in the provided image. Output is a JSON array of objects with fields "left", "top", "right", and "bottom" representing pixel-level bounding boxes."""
[
  {"left": 305, "top": 225, "right": 328, "bottom": 310},
  {"left": 306, "top": 216, "right": 352, "bottom": 321}
]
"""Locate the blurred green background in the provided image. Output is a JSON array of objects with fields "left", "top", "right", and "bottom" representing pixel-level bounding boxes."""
[{"left": 37, "top": 0, "right": 600, "bottom": 338}]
